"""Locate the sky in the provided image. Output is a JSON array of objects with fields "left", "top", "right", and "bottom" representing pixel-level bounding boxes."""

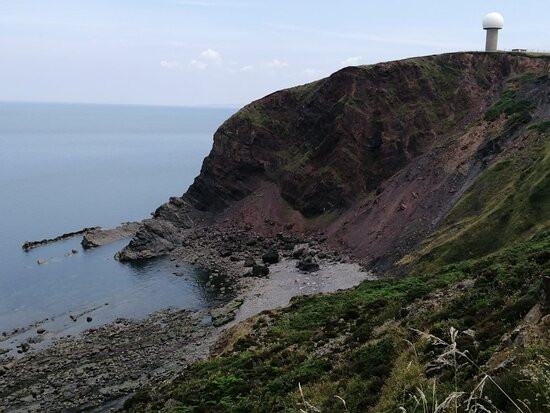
[{"left": 1, "top": 0, "right": 549, "bottom": 106}]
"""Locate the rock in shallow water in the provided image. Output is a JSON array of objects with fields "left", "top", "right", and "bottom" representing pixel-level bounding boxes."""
[{"left": 82, "top": 222, "right": 141, "bottom": 249}]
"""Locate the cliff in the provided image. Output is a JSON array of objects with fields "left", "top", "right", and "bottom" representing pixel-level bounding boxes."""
[
  {"left": 121, "top": 52, "right": 550, "bottom": 412},
  {"left": 119, "top": 52, "right": 550, "bottom": 269}
]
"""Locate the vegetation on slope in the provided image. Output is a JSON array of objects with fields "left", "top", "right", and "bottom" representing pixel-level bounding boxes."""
[
  {"left": 126, "top": 61, "right": 550, "bottom": 413},
  {"left": 123, "top": 58, "right": 550, "bottom": 413},
  {"left": 410, "top": 75, "right": 550, "bottom": 272},
  {"left": 124, "top": 227, "right": 550, "bottom": 412},
  {"left": 483, "top": 90, "right": 533, "bottom": 124}
]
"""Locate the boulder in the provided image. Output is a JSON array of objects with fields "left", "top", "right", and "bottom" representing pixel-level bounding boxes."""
[
  {"left": 262, "top": 249, "right": 280, "bottom": 264},
  {"left": 243, "top": 257, "right": 255, "bottom": 267},
  {"left": 252, "top": 264, "right": 270, "bottom": 277},
  {"left": 211, "top": 299, "right": 244, "bottom": 327},
  {"left": 297, "top": 257, "right": 320, "bottom": 272},
  {"left": 219, "top": 249, "right": 232, "bottom": 258},
  {"left": 292, "top": 244, "right": 309, "bottom": 259},
  {"left": 282, "top": 242, "right": 294, "bottom": 251}
]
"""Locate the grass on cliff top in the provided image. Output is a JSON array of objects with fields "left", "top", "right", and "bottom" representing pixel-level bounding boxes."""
[
  {"left": 413, "top": 58, "right": 461, "bottom": 89},
  {"left": 124, "top": 229, "right": 550, "bottom": 413},
  {"left": 236, "top": 79, "right": 323, "bottom": 130}
]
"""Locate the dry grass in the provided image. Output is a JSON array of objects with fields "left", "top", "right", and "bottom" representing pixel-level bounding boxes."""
[
  {"left": 296, "top": 327, "right": 531, "bottom": 413},
  {"left": 400, "top": 327, "right": 529, "bottom": 413}
]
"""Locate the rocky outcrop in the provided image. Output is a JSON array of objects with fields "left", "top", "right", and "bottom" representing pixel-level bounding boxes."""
[
  {"left": 22, "top": 227, "right": 99, "bottom": 251},
  {"left": 210, "top": 299, "right": 244, "bottom": 327},
  {"left": 116, "top": 219, "right": 187, "bottom": 261},
  {"left": 121, "top": 52, "right": 550, "bottom": 267},
  {"left": 116, "top": 196, "right": 210, "bottom": 260},
  {"left": 82, "top": 222, "right": 141, "bottom": 249}
]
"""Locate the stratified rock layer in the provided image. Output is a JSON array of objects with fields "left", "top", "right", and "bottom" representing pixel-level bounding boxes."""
[
  {"left": 82, "top": 222, "right": 141, "bottom": 249},
  {"left": 120, "top": 52, "right": 550, "bottom": 267}
]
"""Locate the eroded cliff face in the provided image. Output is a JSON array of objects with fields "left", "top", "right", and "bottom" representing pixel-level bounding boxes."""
[{"left": 119, "top": 52, "right": 550, "bottom": 266}]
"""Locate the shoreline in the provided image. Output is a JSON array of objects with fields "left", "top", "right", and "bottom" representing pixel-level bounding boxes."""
[{"left": 0, "top": 228, "right": 374, "bottom": 412}]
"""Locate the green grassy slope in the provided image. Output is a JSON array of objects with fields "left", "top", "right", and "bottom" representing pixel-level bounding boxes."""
[
  {"left": 413, "top": 127, "right": 550, "bottom": 271},
  {"left": 124, "top": 228, "right": 550, "bottom": 412},
  {"left": 409, "top": 75, "right": 550, "bottom": 272}
]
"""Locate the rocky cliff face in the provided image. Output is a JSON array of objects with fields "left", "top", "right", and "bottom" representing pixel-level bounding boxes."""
[{"left": 119, "top": 52, "right": 550, "bottom": 266}]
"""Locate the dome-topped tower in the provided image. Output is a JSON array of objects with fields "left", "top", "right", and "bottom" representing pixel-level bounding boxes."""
[
  {"left": 483, "top": 12, "right": 504, "bottom": 52},
  {"left": 483, "top": 12, "right": 504, "bottom": 30}
]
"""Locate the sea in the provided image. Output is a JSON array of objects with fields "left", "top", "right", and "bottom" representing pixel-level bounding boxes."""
[{"left": 0, "top": 102, "right": 236, "bottom": 347}]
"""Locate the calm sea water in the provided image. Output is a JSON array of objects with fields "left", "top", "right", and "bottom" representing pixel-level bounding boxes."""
[{"left": 0, "top": 102, "right": 236, "bottom": 339}]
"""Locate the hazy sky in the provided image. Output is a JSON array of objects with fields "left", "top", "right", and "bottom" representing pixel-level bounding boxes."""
[{"left": 1, "top": 1, "right": 549, "bottom": 106}]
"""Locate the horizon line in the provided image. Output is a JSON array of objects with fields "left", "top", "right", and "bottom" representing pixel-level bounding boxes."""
[{"left": 0, "top": 99, "right": 244, "bottom": 109}]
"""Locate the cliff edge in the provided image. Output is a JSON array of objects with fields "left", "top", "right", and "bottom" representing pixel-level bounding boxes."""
[{"left": 118, "top": 52, "right": 550, "bottom": 269}]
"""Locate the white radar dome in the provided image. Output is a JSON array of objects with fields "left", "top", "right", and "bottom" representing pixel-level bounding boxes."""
[{"left": 483, "top": 12, "right": 504, "bottom": 30}]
